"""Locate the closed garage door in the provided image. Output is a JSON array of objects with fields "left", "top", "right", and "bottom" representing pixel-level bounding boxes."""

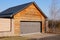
[{"left": 20, "top": 21, "right": 42, "bottom": 34}]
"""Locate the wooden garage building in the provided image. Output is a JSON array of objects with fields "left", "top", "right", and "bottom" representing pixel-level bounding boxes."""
[{"left": 0, "top": 2, "right": 47, "bottom": 36}]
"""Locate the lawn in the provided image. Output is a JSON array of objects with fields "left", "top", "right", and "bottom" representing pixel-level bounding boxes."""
[{"left": 0, "top": 36, "right": 28, "bottom": 40}]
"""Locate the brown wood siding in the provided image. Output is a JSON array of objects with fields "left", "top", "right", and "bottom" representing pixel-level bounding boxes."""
[{"left": 14, "top": 4, "right": 46, "bottom": 35}]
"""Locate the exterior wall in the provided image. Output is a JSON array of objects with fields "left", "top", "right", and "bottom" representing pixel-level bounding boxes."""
[
  {"left": 0, "top": 18, "right": 14, "bottom": 37},
  {"left": 45, "top": 21, "right": 49, "bottom": 32},
  {"left": 42, "top": 16, "right": 46, "bottom": 33},
  {"left": 0, "top": 18, "right": 10, "bottom": 31},
  {"left": 14, "top": 4, "right": 46, "bottom": 35}
]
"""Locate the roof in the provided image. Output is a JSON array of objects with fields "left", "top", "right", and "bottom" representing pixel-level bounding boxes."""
[{"left": 0, "top": 2, "right": 47, "bottom": 18}]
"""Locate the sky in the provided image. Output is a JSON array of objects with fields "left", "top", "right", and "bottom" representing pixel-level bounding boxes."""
[{"left": 0, "top": 0, "right": 60, "bottom": 17}]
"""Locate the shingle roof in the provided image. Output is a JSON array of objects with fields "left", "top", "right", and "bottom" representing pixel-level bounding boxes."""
[{"left": 0, "top": 2, "right": 47, "bottom": 18}]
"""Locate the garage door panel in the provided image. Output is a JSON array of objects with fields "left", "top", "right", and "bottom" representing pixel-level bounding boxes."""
[{"left": 20, "top": 22, "right": 41, "bottom": 34}]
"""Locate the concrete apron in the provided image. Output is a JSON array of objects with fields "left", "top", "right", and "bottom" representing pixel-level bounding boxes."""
[
  {"left": 20, "top": 32, "right": 41, "bottom": 36},
  {"left": 20, "top": 33, "right": 58, "bottom": 39}
]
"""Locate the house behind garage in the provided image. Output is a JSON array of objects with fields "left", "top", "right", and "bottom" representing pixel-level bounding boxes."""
[{"left": 0, "top": 2, "right": 47, "bottom": 36}]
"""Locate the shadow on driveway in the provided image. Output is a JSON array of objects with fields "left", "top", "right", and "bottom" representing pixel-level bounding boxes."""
[{"left": 28, "top": 34, "right": 60, "bottom": 40}]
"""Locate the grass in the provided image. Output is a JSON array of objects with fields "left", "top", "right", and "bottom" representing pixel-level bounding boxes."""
[{"left": 0, "top": 36, "right": 28, "bottom": 40}]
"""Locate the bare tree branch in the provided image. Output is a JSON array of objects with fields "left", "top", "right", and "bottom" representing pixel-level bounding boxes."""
[{"left": 49, "top": 0, "right": 60, "bottom": 33}]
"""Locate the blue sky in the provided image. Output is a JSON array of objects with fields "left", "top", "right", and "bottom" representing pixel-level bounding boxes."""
[{"left": 0, "top": 0, "right": 60, "bottom": 17}]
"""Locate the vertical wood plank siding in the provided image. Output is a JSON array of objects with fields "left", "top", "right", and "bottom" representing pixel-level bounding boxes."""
[{"left": 14, "top": 4, "right": 46, "bottom": 35}]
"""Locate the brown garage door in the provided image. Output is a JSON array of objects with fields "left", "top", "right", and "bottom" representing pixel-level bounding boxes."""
[{"left": 20, "top": 21, "right": 42, "bottom": 34}]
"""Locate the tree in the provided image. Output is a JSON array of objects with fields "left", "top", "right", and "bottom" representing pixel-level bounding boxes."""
[{"left": 49, "top": 0, "right": 60, "bottom": 33}]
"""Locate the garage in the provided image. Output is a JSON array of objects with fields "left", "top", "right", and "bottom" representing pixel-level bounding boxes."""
[
  {"left": 0, "top": 2, "right": 47, "bottom": 36},
  {"left": 20, "top": 21, "right": 42, "bottom": 34}
]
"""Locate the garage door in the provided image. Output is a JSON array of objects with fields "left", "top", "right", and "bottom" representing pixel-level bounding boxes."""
[{"left": 20, "top": 21, "right": 42, "bottom": 34}]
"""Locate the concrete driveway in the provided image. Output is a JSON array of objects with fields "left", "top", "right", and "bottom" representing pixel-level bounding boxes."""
[{"left": 21, "top": 33, "right": 60, "bottom": 40}]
